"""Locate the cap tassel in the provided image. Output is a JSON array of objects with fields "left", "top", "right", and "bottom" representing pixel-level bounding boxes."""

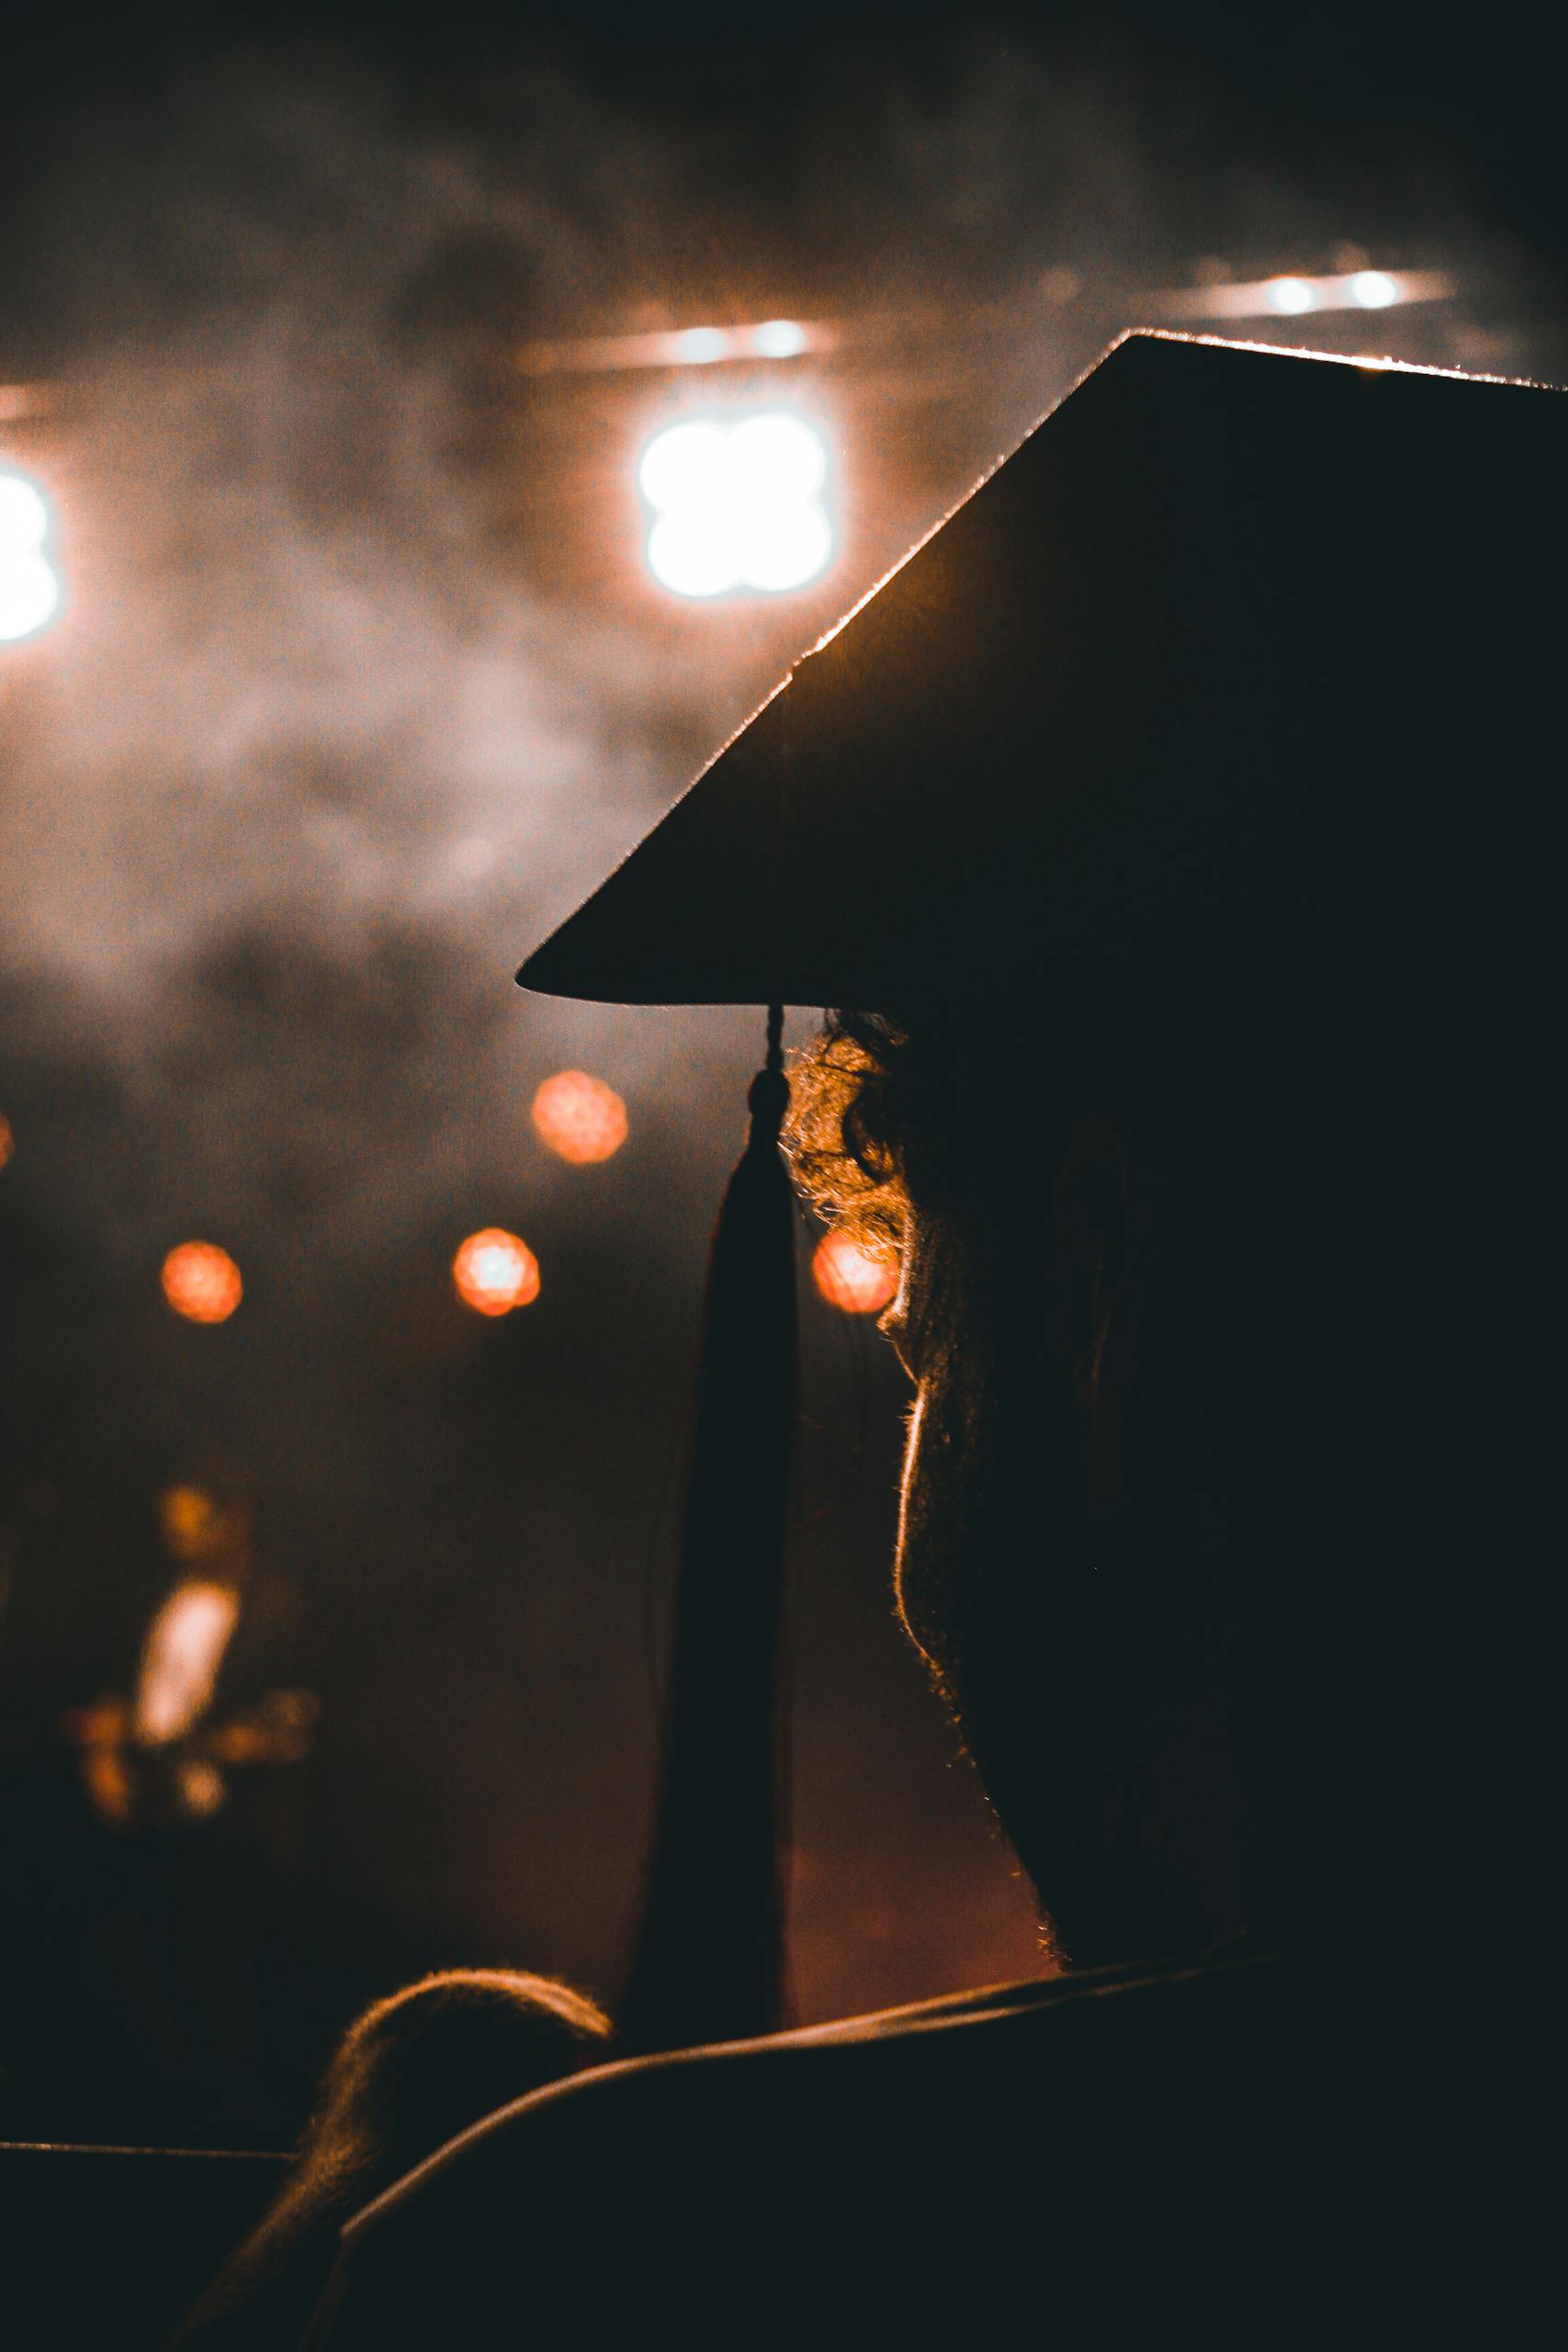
[{"left": 617, "top": 1006, "right": 797, "bottom": 2054}]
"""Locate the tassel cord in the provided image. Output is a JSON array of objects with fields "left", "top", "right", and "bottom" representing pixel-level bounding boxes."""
[{"left": 618, "top": 1009, "right": 797, "bottom": 2055}]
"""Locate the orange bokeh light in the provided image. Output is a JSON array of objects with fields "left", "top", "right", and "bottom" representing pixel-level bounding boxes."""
[
  {"left": 0, "top": 1112, "right": 13, "bottom": 1169},
  {"left": 160, "top": 1484, "right": 252, "bottom": 1569},
  {"left": 531, "top": 1069, "right": 628, "bottom": 1164},
  {"left": 162, "top": 1241, "right": 243, "bottom": 1324},
  {"left": 812, "top": 1229, "right": 899, "bottom": 1315},
  {"left": 453, "top": 1227, "right": 540, "bottom": 1316}
]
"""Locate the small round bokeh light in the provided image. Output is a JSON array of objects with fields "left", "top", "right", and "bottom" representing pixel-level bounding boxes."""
[
  {"left": 812, "top": 1230, "right": 899, "bottom": 1316},
  {"left": 453, "top": 1227, "right": 540, "bottom": 1317},
  {"left": 531, "top": 1070, "right": 628, "bottom": 1165},
  {"left": 162, "top": 1241, "right": 243, "bottom": 1326}
]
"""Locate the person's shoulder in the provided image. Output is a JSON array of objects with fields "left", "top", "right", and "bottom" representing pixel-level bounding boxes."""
[
  {"left": 306, "top": 1949, "right": 1293, "bottom": 2344},
  {"left": 350, "top": 1942, "right": 1282, "bottom": 2234}
]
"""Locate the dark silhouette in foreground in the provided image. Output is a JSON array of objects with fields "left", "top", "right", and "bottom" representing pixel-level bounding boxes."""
[
  {"left": 307, "top": 337, "right": 1554, "bottom": 2341},
  {"left": 171, "top": 1971, "right": 608, "bottom": 2348}
]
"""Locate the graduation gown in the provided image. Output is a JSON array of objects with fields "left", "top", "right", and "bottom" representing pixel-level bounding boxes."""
[{"left": 300, "top": 1941, "right": 1461, "bottom": 2346}]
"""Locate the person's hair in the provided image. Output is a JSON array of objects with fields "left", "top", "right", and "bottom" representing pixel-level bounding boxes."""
[
  {"left": 784, "top": 1010, "right": 908, "bottom": 1250},
  {"left": 174, "top": 1970, "right": 611, "bottom": 2348},
  {"left": 301, "top": 1969, "right": 610, "bottom": 2183},
  {"left": 785, "top": 967, "right": 1541, "bottom": 1973},
  {"left": 784, "top": 1001, "right": 1077, "bottom": 1252}
]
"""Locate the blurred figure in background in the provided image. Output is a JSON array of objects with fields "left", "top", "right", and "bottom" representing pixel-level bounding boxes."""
[{"left": 173, "top": 1969, "right": 609, "bottom": 2349}]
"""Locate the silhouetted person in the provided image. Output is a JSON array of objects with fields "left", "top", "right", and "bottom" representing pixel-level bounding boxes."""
[
  {"left": 172, "top": 1971, "right": 608, "bottom": 2348},
  {"left": 305, "top": 338, "right": 1557, "bottom": 2343}
]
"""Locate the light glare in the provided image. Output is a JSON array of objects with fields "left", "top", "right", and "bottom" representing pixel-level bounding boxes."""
[
  {"left": 637, "top": 420, "right": 727, "bottom": 511},
  {"left": 740, "top": 503, "right": 832, "bottom": 594},
  {"left": 0, "top": 560, "right": 61, "bottom": 642},
  {"left": 728, "top": 413, "right": 826, "bottom": 501},
  {"left": 639, "top": 410, "right": 835, "bottom": 600},
  {"left": 0, "top": 468, "right": 62, "bottom": 644},
  {"left": 1268, "top": 276, "right": 1317, "bottom": 314},
  {"left": 647, "top": 511, "right": 740, "bottom": 600},
  {"left": 754, "top": 318, "right": 807, "bottom": 358},
  {"left": 674, "top": 327, "right": 728, "bottom": 365},
  {"left": 0, "top": 472, "right": 49, "bottom": 553},
  {"left": 1351, "top": 269, "right": 1400, "bottom": 308}
]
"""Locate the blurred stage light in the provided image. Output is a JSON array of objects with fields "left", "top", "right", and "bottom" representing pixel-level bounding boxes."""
[
  {"left": 531, "top": 1069, "right": 628, "bottom": 1164},
  {"left": 454, "top": 1227, "right": 540, "bottom": 1315},
  {"left": 1267, "top": 277, "right": 1317, "bottom": 315},
  {"left": 1163, "top": 266, "right": 1447, "bottom": 322},
  {"left": 66, "top": 1611, "right": 313, "bottom": 1826},
  {"left": 674, "top": 326, "right": 729, "bottom": 365},
  {"left": 176, "top": 1757, "right": 228, "bottom": 1816},
  {"left": 0, "top": 465, "right": 62, "bottom": 643},
  {"left": 161, "top": 1482, "right": 251, "bottom": 1567},
  {"left": 133, "top": 1580, "right": 242, "bottom": 1747},
  {"left": 812, "top": 1230, "right": 899, "bottom": 1315},
  {"left": 72, "top": 1707, "right": 134, "bottom": 1826},
  {"left": 0, "top": 471, "right": 50, "bottom": 553},
  {"left": 639, "top": 411, "right": 834, "bottom": 599},
  {"left": 514, "top": 314, "right": 833, "bottom": 375},
  {"left": 162, "top": 1240, "right": 243, "bottom": 1324},
  {"left": 201, "top": 1692, "right": 319, "bottom": 1770},
  {"left": 0, "top": 1111, "right": 12, "bottom": 1168},
  {"left": 163, "top": 1486, "right": 218, "bottom": 1558}
]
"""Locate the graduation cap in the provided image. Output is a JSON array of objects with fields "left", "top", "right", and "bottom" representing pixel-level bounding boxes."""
[
  {"left": 522, "top": 332, "right": 1562, "bottom": 1018},
  {"left": 517, "top": 334, "right": 1562, "bottom": 2050}
]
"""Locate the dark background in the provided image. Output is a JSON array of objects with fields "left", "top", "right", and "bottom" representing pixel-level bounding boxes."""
[{"left": 0, "top": 1, "right": 1560, "bottom": 2146}]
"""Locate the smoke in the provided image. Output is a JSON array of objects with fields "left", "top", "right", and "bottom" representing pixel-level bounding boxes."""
[
  {"left": 0, "top": 54, "right": 784, "bottom": 1279},
  {"left": 4, "top": 62, "right": 696, "bottom": 968},
  {"left": 0, "top": 26, "right": 1540, "bottom": 1288}
]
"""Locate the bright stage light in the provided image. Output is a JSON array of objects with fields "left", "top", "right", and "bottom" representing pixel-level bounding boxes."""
[
  {"left": 754, "top": 318, "right": 807, "bottom": 358},
  {"left": 0, "top": 471, "right": 48, "bottom": 549},
  {"left": 453, "top": 1227, "right": 540, "bottom": 1316},
  {"left": 1350, "top": 269, "right": 1400, "bottom": 309},
  {"left": 674, "top": 326, "right": 729, "bottom": 365},
  {"left": 638, "top": 411, "right": 834, "bottom": 599},
  {"left": 0, "top": 466, "right": 62, "bottom": 644},
  {"left": 730, "top": 412, "right": 827, "bottom": 500},
  {"left": 1267, "top": 277, "right": 1317, "bottom": 315},
  {"left": 0, "top": 562, "right": 58, "bottom": 641}
]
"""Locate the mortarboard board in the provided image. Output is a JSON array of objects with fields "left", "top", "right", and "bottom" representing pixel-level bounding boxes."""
[{"left": 520, "top": 332, "right": 1562, "bottom": 1021}]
